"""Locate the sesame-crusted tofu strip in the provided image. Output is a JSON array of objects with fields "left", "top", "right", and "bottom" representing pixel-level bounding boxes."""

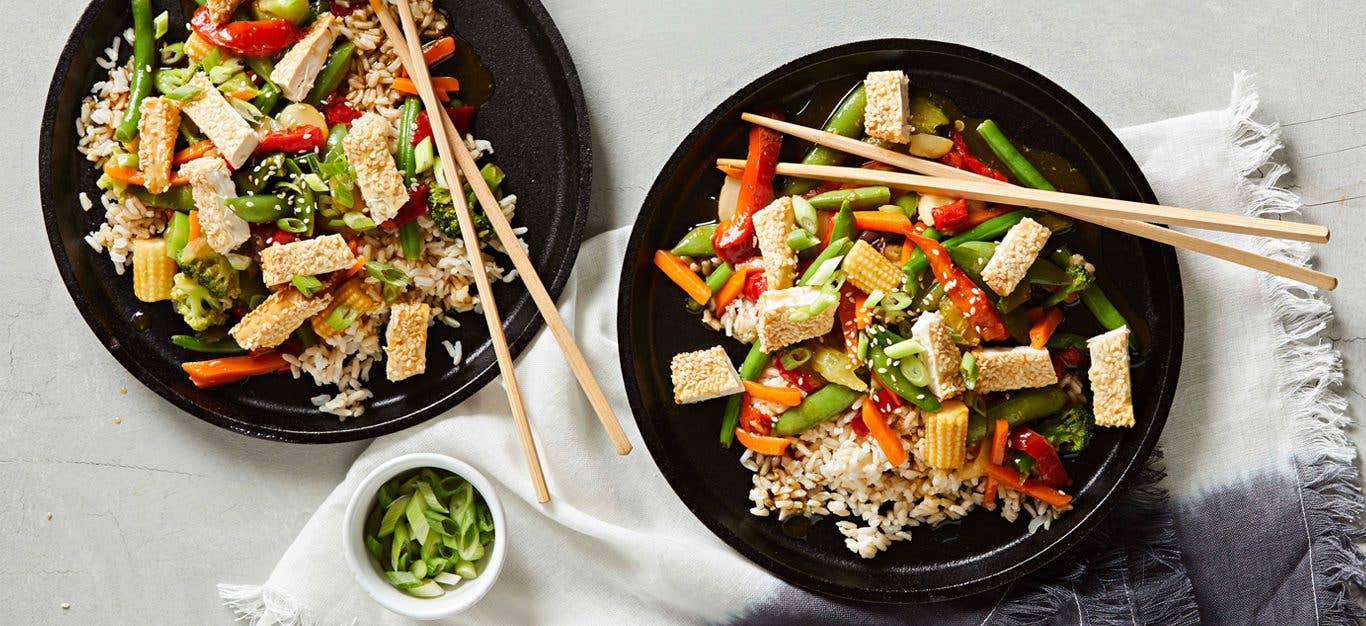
[
  {"left": 269, "top": 13, "right": 339, "bottom": 102},
  {"left": 863, "top": 70, "right": 911, "bottom": 144},
  {"left": 385, "top": 302, "right": 431, "bottom": 382},
  {"left": 135, "top": 97, "right": 180, "bottom": 194},
  {"left": 258, "top": 233, "right": 357, "bottom": 286},
  {"left": 755, "top": 286, "right": 838, "bottom": 353},
  {"left": 971, "top": 346, "right": 1057, "bottom": 393},
  {"left": 229, "top": 288, "right": 334, "bottom": 351},
  {"left": 751, "top": 196, "right": 797, "bottom": 290},
  {"left": 980, "top": 217, "right": 1052, "bottom": 296},
  {"left": 911, "top": 312, "right": 965, "bottom": 400},
  {"left": 180, "top": 156, "right": 251, "bottom": 254},
  {"left": 670, "top": 346, "right": 744, "bottom": 405},
  {"left": 179, "top": 73, "right": 259, "bottom": 168},
  {"left": 206, "top": 0, "right": 247, "bottom": 24},
  {"left": 1088, "top": 326, "right": 1135, "bottom": 427},
  {"left": 343, "top": 113, "right": 409, "bottom": 223}
]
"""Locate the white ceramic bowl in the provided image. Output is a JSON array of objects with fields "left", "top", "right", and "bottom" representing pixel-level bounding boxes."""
[{"left": 342, "top": 453, "right": 507, "bottom": 620}]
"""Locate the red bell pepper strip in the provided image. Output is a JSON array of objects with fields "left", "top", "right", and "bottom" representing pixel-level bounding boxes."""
[
  {"left": 941, "top": 130, "right": 1008, "bottom": 182},
  {"left": 776, "top": 358, "right": 822, "bottom": 393},
  {"left": 737, "top": 394, "right": 773, "bottom": 436},
  {"left": 742, "top": 270, "right": 767, "bottom": 301},
  {"left": 447, "top": 105, "right": 475, "bottom": 136},
  {"left": 380, "top": 184, "right": 431, "bottom": 229},
  {"left": 711, "top": 114, "right": 783, "bottom": 263},
  {"left": 190, "top": 7, "right": 298, "bottom": 58},
  {"left": 931, "top": 199, "right": 970, "bottom": 233},
  {"left": 984, "top": 463, "right": 1073, "bottom": 509},
  {"left": 1009, "top": 427, "right": 1071, "bottom": 487},
  {"left": 873, "top": 387, "right": 902, "bottom": 414},
  {"left": 905, "top": 232, "right": 1009, "bottom": 341},
  {"left": 256, "top": 125, "right": 327, "bottom": 154},
  {"left": 849, "top": 415, "right": 870, "bottom": 437},
  {"left": 322, "top": 93, "right": 363, "bottom": 126},
  {"left": 411, "top": 110, "right": 435, "bottom": 146}
]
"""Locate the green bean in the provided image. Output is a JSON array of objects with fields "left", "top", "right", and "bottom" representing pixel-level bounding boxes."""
[
  {"left": 773, "top": 384, "right": 862, "bottom": 435},
  {"left": 670, "top": 223, "right": 716, "bottom": 257},
  {"left": 1046, "top": 332, "right": 1089, "bottom": 350},
  {"left": 171, "top": 334, "right": 246, "bottom": 354},
  {"left": 782, "top": 83, "right": 867, "bottom": 196},
  {"left": 976, "top": 119, "right": 1055, "bottom": 191},
  {"left": 306, "top": 42, "right": 356, "bottom": 105},
  {"left": 133, "top": 185, "right": 196, "bottom": 212},
  {"left": 1048, "top": 248, "right": 1130, "bottom": 333},
  {"left": 114, "top": 0, "right": 156, "bottom": 143},
  {"left": 719, "top": 342, "right": 770, "bottom": 446},
  {"left": 686, "top": 262, "right": 734, "bottom": 313},
  {"left": 808, "top": 186, "right": 891, "bottom": 211},
  {"left": 827, "top": 201, "right": 855, "bottom": 243},
  {"left": 325, "top": 123, "right": 349, "bottom": 161},
  {"left": 397, "top": 97, "right": 422, "bottom": 185},
  {"left": 786, "top": 229, "right": 820, "bottom": 252},
  {"left": 165, "top": 212, "right": 190, "bottom": 260},
  {"left": 867, "top": 327, "right": 940, "bottom": 412},
  {"left": 235, "top": 152, "right": 287, "bottom": 195},
  {"left": 399, "top": 221, "right": 422, "bottom": 260},
  {"left": 290, "top": 169, "right": 317, "bottom": 236},
  {"left": 902, "top": 210, "right": 1033, "bottom": 276},
  {"left": 226, "top": 195, "right": 289, "bottom": 222},
  {"left": 967, "top": 387, "right": 1069, "bottom": 444},
  {"left": 797, "top": 237, "right": 850, "bottom": 286}
]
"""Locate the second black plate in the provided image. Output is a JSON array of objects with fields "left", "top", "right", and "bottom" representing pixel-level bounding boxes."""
[{"left": 618, "top": 39, "right": 1183, "bottom": 602}]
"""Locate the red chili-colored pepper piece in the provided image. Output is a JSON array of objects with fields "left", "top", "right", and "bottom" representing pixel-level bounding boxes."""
[
  {"left": 447, "top": 106, "right": 475, "bottom": 136},
  {"left": 1009, "top": 427, "right": 1071, "bottom": 487},
  {"left": 256, "top": 125, "right": 327, "bottom": 154},
  {"left": 873, "top": 387, "right": 902, "bottom": 414},
  {"left": 190, "top": 6, "right": 298, "bottom": 58},
  {"left": 941, "top": 130, "right": 1008, "bottom": 182},
  {"left": 712, "top": 113, "right": 783, "bottom": 264},
  {"left": 850, "top": 416, "right": 870, "bottom": 437},
  {"left": 776, "top": 358, "right": 823, "bottom": 393},
  {"left": 411, "top": 110, "right": 434, "bottom": 146},
  {"left": 905, "top": 232, "right": 1009, "bottom": 341},
  {"left": 270, "top": 229, "right": 297, "bottom": 244},
  {"left": 742, "top": 270, "right": 767, "bottom": 301},
  {"left": 380, "top": 184, "right": 431, "bottom": 229},
  {"left": 329, "top": 0, "right": 359, "bottom": 17},
  {"left": 322, "top": 93, "right": 363, "bottom": 126},
  {"left": 931, "top": 199, "right": 970, "bottom": 233},
  {"left": 738, "top": 395, "right": 772, "bottom": 436}
]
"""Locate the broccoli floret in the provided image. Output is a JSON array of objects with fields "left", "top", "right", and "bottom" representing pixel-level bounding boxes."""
[
  {"left": 1036, "top": 406, "right": 1095, "bottom": 453},
  {"left": 1044, "top": 259, "right": 1095, "bottom": 307},
  {"left": 171, "top": 273, "right": 228, "bottom": 332},
  {"left": 177, "top": 238, "right": 241, "bottom": 299},
  {"left": 428, "top": 185, "right": 492, "bottom": 241}
]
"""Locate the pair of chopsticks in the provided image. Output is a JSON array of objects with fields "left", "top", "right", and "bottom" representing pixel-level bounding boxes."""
[
  {"left": 369, "top": 0, "right": 632, "bottom": 503},
  {"left": 721, "top": 113, "right": 1337, "bottom": 291}
]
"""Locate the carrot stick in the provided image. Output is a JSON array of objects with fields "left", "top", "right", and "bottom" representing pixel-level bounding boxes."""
[
  {"left": 429, "top": 76, "right": 461, "bottom": 92},
  {"left": 862, "top": 398, "right": 908, "bottom": 466},
  {"left": 422, "top": 36, "right": 455, "bottom": 66},
  {"left": 735, "top": 428, "right": 792, "bottom": 456},
  {"left": 718, "top": 163, "right": 744, "bottom": 178},
  {"left": 853, "top": 291, "right": 872, "bottom": 329},
  {"left": 654, "top": 250, "right": 711, "bottom": 305},
  {"left": 1029, "top": 307, "right": 1064, "bottom": 349},
  {"left": 742, "top": 380, "right": 802, "bottom": 407},
  {"left": 182, "top": 352, "right": 288, "bottom": 388},
  {"left": 712, "top": 266, "right": 750, "bottom": 312},
  {"left": 105, "top": 165, "right": 188, "bottom": 187},
  {"left": 852, "top": 210, "right": 913, "bottom": 234},
  {"left": 392, "top": 76, "right": 458, "bottom": 99},
  {"left": 187, "top": 210, "right": 201, "bottom": 242},
  {"left": 984, "top": 463, "right": 1073, "bottom": 509},
  {"left": 173, "top": 139, "right": 215, "bottom": 165},
  {"left": 899, "top": 236, "right": 913, "bottom": 265},
  {"left": 983, "top": 418, "right": 1010, "bottom": 509}
]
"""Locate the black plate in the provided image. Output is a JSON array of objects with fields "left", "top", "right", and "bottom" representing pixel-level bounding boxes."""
[
  {"left": 618, "top": 39, "right": 1183, "bottom": 602},
  {"left": 39, "top": 0, "right": 589, "bottom": 442}
]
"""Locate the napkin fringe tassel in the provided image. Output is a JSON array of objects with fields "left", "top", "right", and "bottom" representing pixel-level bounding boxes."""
[
  {"left": 1232, "top": 71, "right": 1366, "bottom": 623},
  {"left": 218, "top": 583, "right": 315, "bottom": 626}
]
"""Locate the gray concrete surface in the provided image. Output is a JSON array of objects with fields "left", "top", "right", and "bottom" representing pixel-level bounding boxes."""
[{"left": 0, "top": 0, "right": 1362, "bottom": 621}]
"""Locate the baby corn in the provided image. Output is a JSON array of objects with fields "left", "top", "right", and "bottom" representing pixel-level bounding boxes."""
[
  {"left": 131, "top": 238, "right": 177, "bottom": 302},
  {"left": 312, "top": 277, "right": 379, "bottom": 338},
  {"left": 842, "top": 239, "right": 903, "bottom": 295},
  {"left": 922, "top": 400, "right": 969, "bottom": 469}
]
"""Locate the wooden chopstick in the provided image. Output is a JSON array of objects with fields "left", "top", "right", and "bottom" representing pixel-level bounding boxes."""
[
  {"left": 369, "top": 0, "right": 633, "bottom": 456},
  {"left": 385, "top": 0, "right": 550, "bottom": 502},
  {"left": 739, "top": 113, "right": 1330, "bottom": 244}
]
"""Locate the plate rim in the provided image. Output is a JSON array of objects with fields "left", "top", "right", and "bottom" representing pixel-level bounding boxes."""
[
  {"left": 38, "top": 0, "right": 591, "bottom": 443},
  {"left": 616, "top": 37, "right": 1184, "bottom": 602}
]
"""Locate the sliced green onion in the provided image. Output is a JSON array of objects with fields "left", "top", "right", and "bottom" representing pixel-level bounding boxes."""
[
  {"left": 779, "top": 347, "right": 812, "bottom": 370},
  {"left": 883, "top": 338, "right": 925, "bottom": 359},
  {"left": 856, "top": 332, "right": 869, "bottom": 364},
  {"left": 208, "top": 59, "right": 243, "bottom": 85},
  {"left": 960, "top": 352, "right": 978, "bottom": 390},
  {"left": 378, "top": 495, "right": 410, "bottom": 537},
  {"left": 414, "top": 137, "right": 434, "bottom": 173},
  {"left": 899, "top": 355, "right": 931, "bottom": 387},
  {"left": 110, "top": 152, "right": 139, "bottom": 169},
  {"left": 806, "top": 255, "right": 844, "bottom": 287},
  {"left": 326, "top": 304, "right": 359, "bottom": 330},
  {"left": 225, "top": 253, "right": 253, "bottom": 271},
  {"left": 366, "top": 467, "right": 496, "bottom": 598},
  {"left": 786, "top": 228, "right": 820, "bottom": 252},
  {"left": 291, "top": 275, "right": 324, "bottom": 297},
  {"left": 160, "top": 42, "right": 184, "bottom": 65},
  {"left": 434, "top": 572, "right": 462, "bottom": 586},
  {"left": 791, "top": 195, "right": 818, "bottom": 233},
  {"left": 229, "top": 97, "right": 264, "bottom": 124},
  {"left": 386, "top": 571, "right": 422, "bottom": 589},
  {"left": 276, "top": 217, "right": 308, "bottom": 233},
  {"left": 164, "top": 83, "right": 203, "bottom": 101},
  {"left": 789, "top": 285, "right": 838, "bottom": 322},
  {"left": 152, "top": 10, "right": 169, "bottom": 38},
  {"left": 301, "top": 172, "right": 328, "bottom": 192},
  {"left": 881, "top": 291, "right": 913, "bottom": 311},
  {"left": 342, "top": 212, "right": 376, "bottom": 231},
  {"left": 365, "top": 261, "right": 410, "bottom": 303},
  {"left": 433, "top": 156, "right": 448, "bottom": 188},
  {"left": 863, "top": 289, "right": 885, "bottom": 309}
]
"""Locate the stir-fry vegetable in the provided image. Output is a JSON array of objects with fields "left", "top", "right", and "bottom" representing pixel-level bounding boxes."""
[
  {"left": 114, "top": 0, "right": 156, "bottom": 142},
  {"left": 782, "top": 83, "right": 866, "bottom": 196},
  {"left": 712, "top": 114, "right": 782, "bottom": 263}
]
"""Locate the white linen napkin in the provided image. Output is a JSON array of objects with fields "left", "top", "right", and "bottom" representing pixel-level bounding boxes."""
[{"left": 219, "top": 74, "right": 1356, "bottom": 624}]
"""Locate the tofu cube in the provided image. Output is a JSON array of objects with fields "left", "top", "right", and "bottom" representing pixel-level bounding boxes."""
[
  {"left": 980, "top": 217, "right": 1052, "bottom": 296},
  {"left": 910, "top": 312, "right": 965, "bottom": 400},
  {"left": 270, "top": 13, "right": 339, "bottom": 102},
  {"left": 135, "top": 97, "right": 180, "bottom": 194},
  {"left": 344, "top": 113, "right": 409, "bottom": 224},
  {"left": 259, "top": 233, "right": 358, "bottom": 286},
  {"left": 230, "top": 288, "right": 333, "bottom": 351},
  {"left": 180, "top": 156, "right": 251, "bottom": 254},
  {"left": 180, "top": 73, "right": 259, "bottom": 168},
  {"left": 863, "top": 70, "right": 911, "bottom": 143},
  {"left": 751, "top": 196, "right": 797, "bottom": 290},
  {"left": 669, "top": 346, "right": 744, "bottom": 405},
  {"left": 1088, "top": 327, "right": 1135, "bottom": 427},
  {"left": 385, "top": 302, "right": 432, "bottom": 382},
  {"left": 972, "top": 346, "right": 1057, "bottom": 393},
  {"left": 755, "top": 286, "right": 838, "bottom": 353}
]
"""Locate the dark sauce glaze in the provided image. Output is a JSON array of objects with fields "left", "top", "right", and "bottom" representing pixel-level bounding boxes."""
[{"left": 441, "top": 36, "right": 494, "bottom": 108}]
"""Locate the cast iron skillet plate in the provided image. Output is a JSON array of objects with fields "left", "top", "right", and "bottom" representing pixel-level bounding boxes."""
[
  {"left": 618, "top": 39, "right": 1183, "bottom": 602},
  {"left": 40, "top": 0, "right": 589, "bottom": 443}
]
